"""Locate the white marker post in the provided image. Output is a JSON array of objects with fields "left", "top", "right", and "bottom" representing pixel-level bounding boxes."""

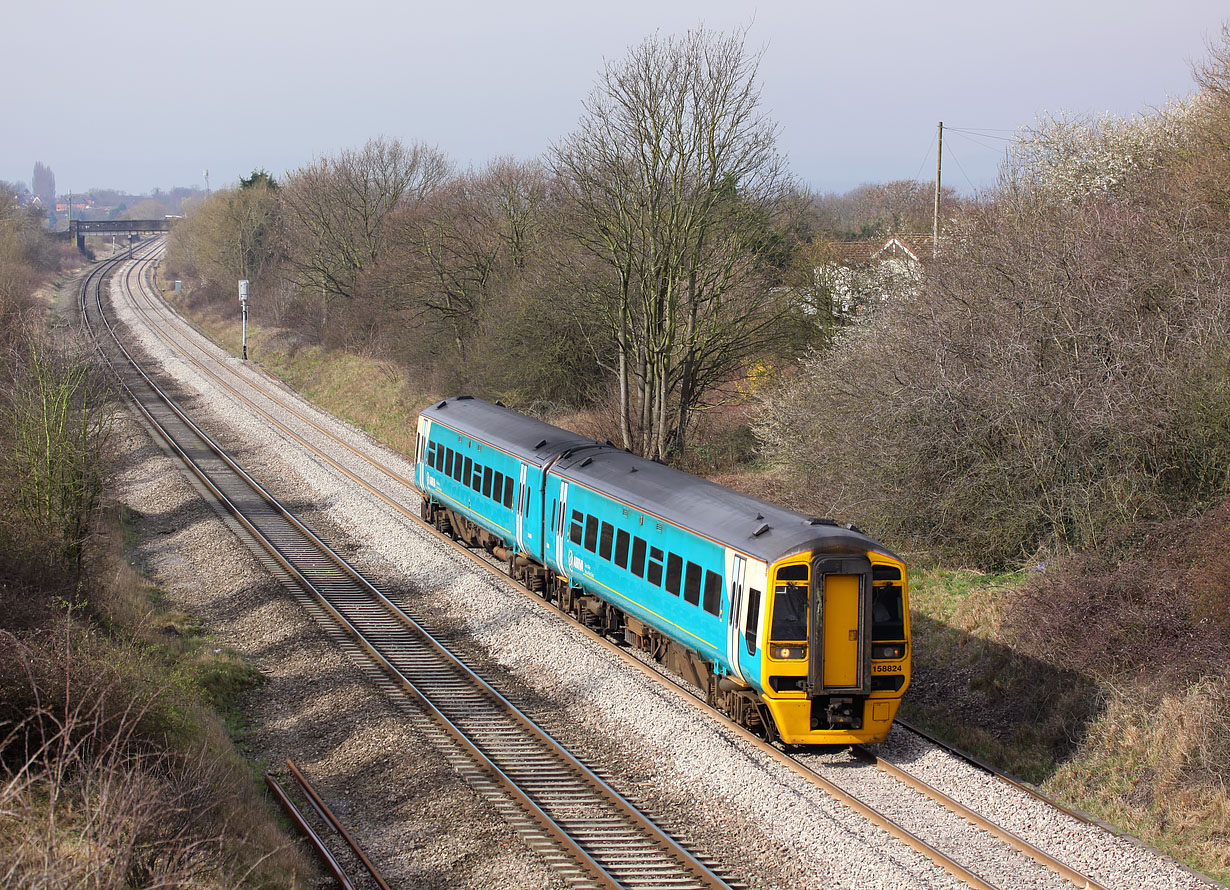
[{"left": 238, "top": 280, "right": 249, "bottom": 360}]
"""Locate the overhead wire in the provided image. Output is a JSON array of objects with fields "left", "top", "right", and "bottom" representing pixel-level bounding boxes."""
[
  {"left": 946, "top": 128, "right": 1011, "bottom": 153},
  {"left": 912, "top": 130, "right": 937, "bottom": 183},
  {"left": 946, "top": 143, "right": 980, "bottom": 193}
]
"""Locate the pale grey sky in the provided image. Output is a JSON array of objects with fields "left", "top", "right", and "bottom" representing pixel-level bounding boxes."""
[{"left": 4, "top": 0, "right": 1226, "bottom": 196}]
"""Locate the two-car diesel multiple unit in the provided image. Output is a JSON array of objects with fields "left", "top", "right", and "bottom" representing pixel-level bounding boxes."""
[{"left": 414, "top": 396, "right": 909, "bottom": 745}]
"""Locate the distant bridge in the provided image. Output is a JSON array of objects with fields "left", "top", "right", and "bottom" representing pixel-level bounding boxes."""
[{"left": 69, "top": 218, "right": 174, "bottom": 252}]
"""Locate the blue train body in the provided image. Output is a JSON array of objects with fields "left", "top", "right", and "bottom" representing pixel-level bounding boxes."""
[{"left": 415, "top": 396, "right": 910, "bottom": 745}]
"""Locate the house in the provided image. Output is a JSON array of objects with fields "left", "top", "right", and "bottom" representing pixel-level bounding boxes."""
[
  {"left": 803, "top": 234, "right": 927, "bottom": 322},
  {"left": 55, "top": 196, "right": 96, "bottom": 213}
]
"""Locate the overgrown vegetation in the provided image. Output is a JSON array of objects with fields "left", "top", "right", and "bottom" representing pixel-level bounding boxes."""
[
  {"left": 164, "top": 28, "right": 871, "bottom": 463},
  {"left": 0, "top": 194, "right": 311, "bottom": 887}
]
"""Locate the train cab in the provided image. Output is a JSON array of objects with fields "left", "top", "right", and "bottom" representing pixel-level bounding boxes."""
[{"left": 756, "top": 553, "right": 909, "bottom": 745}]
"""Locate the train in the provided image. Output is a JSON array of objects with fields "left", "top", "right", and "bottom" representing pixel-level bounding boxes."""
[{"left": 414, "top": 396, "right": 909, "bottom": 745}]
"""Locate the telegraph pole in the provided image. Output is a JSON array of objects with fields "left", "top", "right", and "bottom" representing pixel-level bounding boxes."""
[{"left": 933, "top": 121, "right": 943, "bottom": 257}]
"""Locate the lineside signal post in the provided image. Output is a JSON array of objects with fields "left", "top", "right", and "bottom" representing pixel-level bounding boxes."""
[{"left": 238, "top": 280, "right": 249, "bottom": 360}]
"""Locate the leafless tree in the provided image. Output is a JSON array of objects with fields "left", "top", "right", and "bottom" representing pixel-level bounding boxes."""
[
  {"left": 847, "top": 179, "right": 959, "bottom": 236},
  {"left": 551, "top": 26, "right": 798, "bottom": 459},
  {"left": 371, "top": 158, "right": 551, "bottom": 360},
  {"left": 167, "top": 182, "right": 281, "bottom": 299},
  {"left": 281, "top": 137, "right": 451, "bottom": 334}
]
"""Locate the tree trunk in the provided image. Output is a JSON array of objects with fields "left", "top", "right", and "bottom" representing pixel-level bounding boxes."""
[{"left": 618, "top": 297, "right": 632, "bottom": 450}]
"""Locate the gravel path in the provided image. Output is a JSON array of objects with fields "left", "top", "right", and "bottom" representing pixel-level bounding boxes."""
[{"left": 106, "top": 258, "right": 1220, "bottom": 890}]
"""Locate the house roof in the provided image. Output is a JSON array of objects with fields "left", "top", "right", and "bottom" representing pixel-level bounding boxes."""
[{"left": 826, "top": 234, "right": 928, "bottom": 266}]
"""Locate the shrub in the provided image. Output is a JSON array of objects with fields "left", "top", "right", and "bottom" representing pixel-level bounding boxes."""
[{"left": 755, "top": 71, "right": 1230, "bottom": 567}]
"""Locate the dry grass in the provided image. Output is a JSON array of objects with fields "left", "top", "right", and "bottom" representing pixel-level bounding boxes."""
[
  {"left": 1047, "top": 677, "right": 1230, "bottom": 882},
  {"left": 0, "top": 625, "right": 313, "bottom": 889},
  {"left": 0, "top": 500, "right": 316, "bottom": 889}
]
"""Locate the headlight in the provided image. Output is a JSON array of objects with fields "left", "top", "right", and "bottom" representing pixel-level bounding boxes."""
[
  {"left": 772, "top": 646, "right": 806, "bottom": 659},
  {"left": 872, "top": 644, "right": 905, "bottom": 660}
]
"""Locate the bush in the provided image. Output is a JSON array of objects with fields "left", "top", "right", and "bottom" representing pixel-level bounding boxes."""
[
  {"left": 755, "top": 75, "right": 1230, "bottom": 568},
  {"left": 1005, "top": 501, "right": 1230, "bottom": 682}
]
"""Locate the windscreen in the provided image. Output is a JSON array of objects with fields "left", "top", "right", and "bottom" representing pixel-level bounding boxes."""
[{"left": 771, "top": 564, "right": 809, "bottom": 641}]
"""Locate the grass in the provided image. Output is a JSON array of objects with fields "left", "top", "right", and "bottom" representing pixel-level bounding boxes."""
[
  {"left": 895, "top": 565, "right": 1073, "bottom": 780},
  {"left": 898, "top": 563, "right": 1230, "bottom": 883},
  {"left": 168, "top": 290, "right": 434, "bottom": 458},
  {"left": 1042, "top": 679, "right": 1230, "bottom": 883}
]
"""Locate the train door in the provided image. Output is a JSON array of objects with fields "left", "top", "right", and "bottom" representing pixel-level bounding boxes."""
[
  {"left": 725, "top": 553, "right": 748, "bottom": 682},
  {"left": 415, "top": 418, "right": 430, "bottom": 489},
  {"left": 808, "top": 556, "right": 872, "bottom": 695},
  {"left": 553, "top": 480, "right": 570, "bottom": 574},
  {"left": 515, "top": 462, "right": 528, "bottom": 551}
]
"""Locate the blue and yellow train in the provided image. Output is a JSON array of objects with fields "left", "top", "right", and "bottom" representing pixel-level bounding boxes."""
[{"left": 414, "top": 396, "right": 909, "bottom": 745}]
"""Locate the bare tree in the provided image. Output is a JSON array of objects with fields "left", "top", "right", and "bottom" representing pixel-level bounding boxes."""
[
  {"left": 372, "top": 159, "right": 550, "bottom": 360},
  {"left": 166, "top": 178, "right": 281, "bottom": 298},
  {"left": 484, "top": 157, "right": 550, "bottom": 269},
  {"left": 551, "top": 26, "right": 797, "bottom": 458},
  {"left": 280, "top": 137, "right": 451, "bottom": 333},
  {"left": 848, "top": 179, "right": 958, "bottom": 236}
]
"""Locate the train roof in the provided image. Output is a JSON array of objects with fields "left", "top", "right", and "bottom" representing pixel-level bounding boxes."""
[
  {"left": 552, "top": 447, "right": 894, "bottom": 564},
  {"left": 420, "top": 396, "right": 597, "bottom": 465},
  {"left": 420, "top": 396, "right": 898, "bottom": 565}
]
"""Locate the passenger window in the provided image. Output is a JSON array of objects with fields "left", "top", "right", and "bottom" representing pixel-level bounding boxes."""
[
  {"left": 665, "top": 554, "right": 683, "bottom": 596},
  {"left": 464, "top": 456, "right": 473, "bottom": 487},
  {"left": 614, "top": 530, "right": 630, "bottom": 569},
  {"left": 452, "top": 451, "right": 463, "bottom": 482},
  {"left": 483, "top": 467, "right": 494, "bottom": 499},
  {"left": 584, "top": 515, "right": 598, "bottom": 552},
  {"left": 647, "top": 547, "right": 664, "bottom": 586},
  {"left": 683, "top": 560, "right": 702, "bottom": 605},
  {"left": 444, "top": 448, "right": 454, "bottom": 477},
  {"left": 471, "top": 462, "right": 482, "bottom": 491},
  {"left": 702, "top": 570, "right": 722, "bottom": 615},
  {"left": 570, "top": 510, "right": 583, "bottom": 545},
  {"left": 630, "top": 537, "right": 647, "bottom": 577},
  {"left": 504, "top": 477, "right": 514, "bottom": 508},
  {"left": 744, "top": 587, "right": 762, "bottom": 654},
  {"left": 599, "top": 522, "right": 614, "bottom": 560}
]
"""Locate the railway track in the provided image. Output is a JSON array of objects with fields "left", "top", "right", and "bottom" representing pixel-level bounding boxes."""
[
  {"left": 101, "top": 247, "right": 1202, "bottom": 890},
  {"left": 82, "top": 247, "right": 738, "bottom": 890}
]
